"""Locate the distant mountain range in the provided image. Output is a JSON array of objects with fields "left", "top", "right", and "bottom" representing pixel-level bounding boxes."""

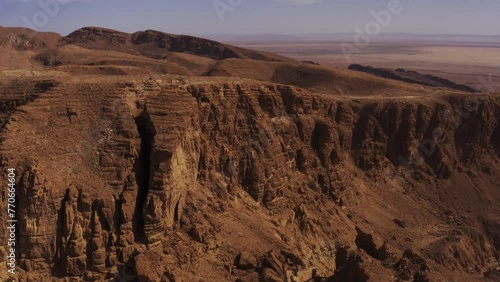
[{"left": 205, "top": 32, "right": 500, "bottom": 46}]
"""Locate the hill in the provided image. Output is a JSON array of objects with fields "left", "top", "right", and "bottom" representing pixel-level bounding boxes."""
[
  {"left": 62, "top": 27, "right": 290, "bottom": 61},
  {"left": 1, "top": 26, "right": 447, "bottom": 97},
  {"left": 348, "top": 64, "right": 478, "bottom": 93}
]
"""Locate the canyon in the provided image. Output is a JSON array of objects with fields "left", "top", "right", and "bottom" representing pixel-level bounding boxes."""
[{"left": 0, "top": 27, "right": 499, "bottom": 282}]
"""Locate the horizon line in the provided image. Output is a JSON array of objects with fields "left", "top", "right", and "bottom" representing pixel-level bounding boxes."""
[{"left": 1, "top": 25, "right": 499, "bottom": 39}]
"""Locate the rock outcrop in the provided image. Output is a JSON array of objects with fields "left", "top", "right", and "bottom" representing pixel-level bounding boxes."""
[
  {"left": 348, "top": 64, "right": 478, "bottom": 93},
  {"left": 62, "top": 27, "right": 287, "bottom": 61},
  {"left": 0, "top": 27, "right": 60, "bottom": 51},
  {"left": 0, "top": 74, "right": 499, "bottom": 281}
]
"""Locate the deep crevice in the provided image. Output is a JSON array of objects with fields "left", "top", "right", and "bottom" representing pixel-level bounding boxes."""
[
  {"left": 311, "top": 122, "right": 331, "bottom": 165},
  {"left": 52, "top": 187, "right": 70, "bottom": 277},
  {"left": 133, "top": 109, "right": 156, "bottom": 243},
  {"left": 86, "top": 203, "right": 97, "bottom": 271},
  {"left": 173, "top": 200, "right": 180, "bottom": 227},
  {"left": 354, "top": 227, "right": 380, "bottom": 260}
]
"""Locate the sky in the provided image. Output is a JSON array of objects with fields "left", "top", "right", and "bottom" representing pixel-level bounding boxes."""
[{"left": 0, "top": 0, "right": 499, "bottom": 36}]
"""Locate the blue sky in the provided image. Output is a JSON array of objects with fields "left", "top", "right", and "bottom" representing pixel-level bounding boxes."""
[{"left": 0, "top": 0, "right": 499, "bottom": 36}]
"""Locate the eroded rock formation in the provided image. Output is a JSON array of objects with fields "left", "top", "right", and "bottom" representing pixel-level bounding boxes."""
[{"left": 0, "top": 75, "right": 499, "bottom": 281}]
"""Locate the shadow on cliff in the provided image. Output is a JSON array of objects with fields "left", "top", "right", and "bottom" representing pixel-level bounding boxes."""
[{"left": 132, "top": 109, "right": 156, "bottom": 244}]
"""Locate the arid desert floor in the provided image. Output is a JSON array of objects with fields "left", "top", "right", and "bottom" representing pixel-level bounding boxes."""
[{"left": 232, "top": 41, "right": 500, "bottom": 92}]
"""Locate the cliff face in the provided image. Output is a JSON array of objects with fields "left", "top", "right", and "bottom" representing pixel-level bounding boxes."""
[{"left": 0, "top": 76, "right": 499, "bottom": 281}]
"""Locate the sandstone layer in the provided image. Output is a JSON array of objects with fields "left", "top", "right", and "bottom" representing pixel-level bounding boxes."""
[
  {"left": 0, "top": 26, "right": 499, "bottom": 282},
  {"left": 0, "top": 74, "right": 499, "bottom": 281}
]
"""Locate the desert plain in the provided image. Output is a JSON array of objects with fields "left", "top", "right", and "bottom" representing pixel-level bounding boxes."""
[{"left": 231, "top": 37, "right": 500, "bottom": 92}]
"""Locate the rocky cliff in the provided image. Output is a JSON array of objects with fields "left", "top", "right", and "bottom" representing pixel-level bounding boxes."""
[
  {"left": 0, "top": 75, "right": 499, "bottom": 281},
  {"left": 62, "top": 27, "right": 288, "bottom": 62}
]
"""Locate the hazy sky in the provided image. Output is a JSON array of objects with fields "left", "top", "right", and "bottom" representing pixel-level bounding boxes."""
[{"left": 0, "top": 0, "right": 499, "bottom": 36}]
